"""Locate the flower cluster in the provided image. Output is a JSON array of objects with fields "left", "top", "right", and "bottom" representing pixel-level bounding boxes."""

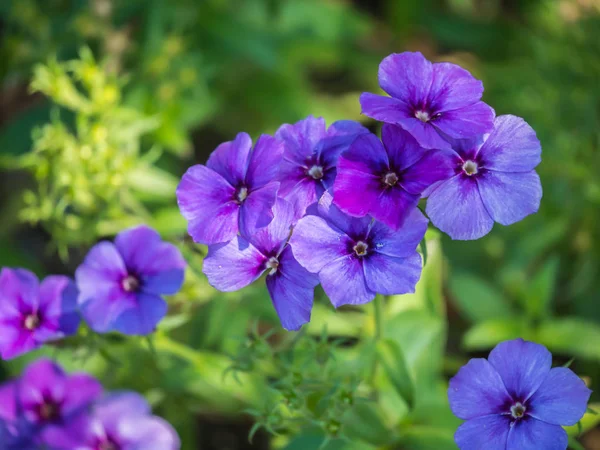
[
  {"left": 177, "top": 51, "right": 542, "bottom": 330},
  {"left": 449, "top": 339, "right": 591, "bottom": 450},
  {"left": 0, "top": 358, "right": 180, "bottom": 449},
  {"left": 0, "top": 225, "right": 185, "bottom": 361}
]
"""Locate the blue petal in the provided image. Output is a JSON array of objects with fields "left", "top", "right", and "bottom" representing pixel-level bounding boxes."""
[
  {"left": 454, "top": 415, "right": 510, "bottom": 450},
  {"left": 506, "top": 418, "right": 567, "bottom": 450}
]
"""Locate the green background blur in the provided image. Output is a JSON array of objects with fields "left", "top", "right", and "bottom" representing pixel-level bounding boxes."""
[{"left": 1, "top": 0, "right": 600, "bottom": 449}]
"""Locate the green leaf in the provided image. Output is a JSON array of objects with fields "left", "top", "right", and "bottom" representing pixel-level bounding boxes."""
[
  {"left": 525, "top": 256, "right": 559, "bottom": 318},
  {"left": 449, "top": 273, "right": 513, "bottom": 322},
  {"left": 463, "top": 318, "right": 530, "bottom": 351},
  {"left": 536, "top": 318, "right": 600, "bottom": 361},
  {"left": 396, "top": 426, "right": 457, "bottom": 450},
  {"left": 377, "top": 339, "right": 415, "bottom": 410},
  {"left": 127, "top": 165, "right": 179, "bottom": 201},
  {"left": 341, "top": 402, "right": 393, "bottom": 446}
]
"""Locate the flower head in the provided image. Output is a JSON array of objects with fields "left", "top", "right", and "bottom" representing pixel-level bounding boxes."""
[
  {"left": 177, "top": 132, "right": 283, "bottom": 244},
  {"left": 448, "top": 339, "right": 591, "bottom": 450},
  {"left": 289, "top": 192, "right": 427, "bottom": 307},
  {"left": 334, "top": 124, "right": 453, "bottom": 229},
  {"left": 275, "top": 116, "right": 369, "bottom": 217},
  {"left": 203, "top": 199, "right": 319, "bottom": 331},
  {"left": 75, "top": 225, "right": 186, "bottom": 335},
  {"left": 0, "top": 268, "right": 80, "bottom": 360},
  {"left": 425, "top": 115, "right": 542, "bottom": 240},
  {"left": 360, "top": 52, "right": 495, "bottom": 149}
]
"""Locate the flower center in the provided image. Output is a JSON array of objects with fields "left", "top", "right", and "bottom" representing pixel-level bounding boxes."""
[
  {"left": 307, "top": 165, "right": 324, "bottom": 180},
  {"left": 353, "top": 241, "right": 369, "bottom": 257},
  {"left": 383, "top": 171, "right": 399, "bottom": 187},
  {"left": 23, "top": 313, "right": 40, "bottom": 331},
  {"left": 265, "top": 256, "right": 280, "bottom": 275},
  {"left": 38, "top": 401, "right": 60, "bottom": 422},
  {"left": 415, "top": 110, "right": 430, "bottom": 122},
  {"left": 462, "top": 160, "right": 479, "bottom": 176},
  {"left": 121, "top": 275, "right": 140, "bottom": 293},
  {"left": 510, "top": 402, "right": 526, "bottom": 419},
  {"left": 236, "top": 186, "right": 249, "bottom": 203}
]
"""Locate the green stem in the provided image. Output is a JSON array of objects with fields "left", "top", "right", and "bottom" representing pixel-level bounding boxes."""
[{"left": 374, "top": 295, "right": 384, "bottom": 341}]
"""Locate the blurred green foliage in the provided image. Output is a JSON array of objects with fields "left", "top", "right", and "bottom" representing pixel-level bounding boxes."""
[{"left": 1, "top": 0, "right": 600, "bottom": 449}]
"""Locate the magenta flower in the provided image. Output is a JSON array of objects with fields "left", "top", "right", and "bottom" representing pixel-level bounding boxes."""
[
  {"left": 75, "top": 225, "right": 186, "bottom": 335},
  {"left": 177, "top": 132, "right": 283, "bottom": 244},
  {"left": 425, "top": 115, "right": 542, "bottom": 240},
  {"left": 275, "top": 116, "right": 369, "bottom": 217},
  {"left": 360, "top": 52, "right": 494, "bottom": 149},
  {"left": 0, "top": 268, "right": 79, "bottom": 360},
  {"left": 449, "top": 339, "right": 591, "bottom": 450},
  {"left": 203, "top": 199, "right": 318, "bottom": 331},
  {"left": 333, "top": 124, "right": 453, "bottom": 230},
  {"left": 289, "top": 192, "right": 426, "bottom": 307}
]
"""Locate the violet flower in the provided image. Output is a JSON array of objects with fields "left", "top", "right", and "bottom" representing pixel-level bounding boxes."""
[
  {"left": 289, "top": 192, "right": 426, "bottom": 307},
  {"left": 75, "top": 225, "right": 186, "bottom": 335},
  {"left": 449, "top": 339, "right": 591, "bottom": 450},
  {"left": 360, "top": 52, "right": 494, "bottom": 149},
  {"left": 0, "top": 268, "right": 79, "bottom": 360},
  {"left": 275, "top": 116, "right": 369, "bottom": 217},
  {"left": 177, "top": 132, "right": 283, "bottom": 244},
  {"left": 425, "top": 115, "right": 542, "bottom": 240},
  {"left": 334, "top": 124, "right": 453, "bottom": 230},
  {"left": 203, "top": 199, "right": 319, "bottom": 331}
]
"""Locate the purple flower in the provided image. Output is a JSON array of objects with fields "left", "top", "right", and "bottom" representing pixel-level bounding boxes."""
[
  {"left": 44, "top": 392, "right": 180, "bottom": 450},
  {"left": 425, "top": 115, "right": 542, "bottom": 240},
  {"left": 333, "top": 124, "right": 453, "bottom": 230},
  {"left": 177, "top": 132, "right": 283, "bottom": 244},
  {"left": 0, "top": 268, "right": 79, "bottom": 360},
  {"left": 76, "top": 225, "right": 186, "bottom": 335},
  {"left": 448, "top": 339, "right": 591, "bottom": 450},
  {"left": 203, "top": 199, "right": 319, "bottom": 331},
  {"left": 360, "top": 52, "right": 494, "bottom": 150},
  {"left": 289, "top": 192, "right": 426, "bottom": 307},
  {"left": 275, "top": 116, "right": 369, "bottom": 217}
]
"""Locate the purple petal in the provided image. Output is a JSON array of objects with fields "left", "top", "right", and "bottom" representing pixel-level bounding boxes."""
[
  {"left": 487, "top": 338, "right": 552, "bottom": 402},
  {"left": 250, "top": 199, "right": 295, "bottom": 254},
  {"left": 289, "top": 215, "right": 349, "bottom": 274},
  {"left": 239, "top": 181, "right": 279, "bottom": 238},
  {"left": 246, "top": 134, "right": 284, "bottom": 189},
  {"left": 176, "top": 164, "right": 239, "bottom": 245},
  {"left": 359, "top": 93, "right": 411, "bottom": 124},
  {"left": 370, "top": 208, "right": 428, "bottom": 258},
  {"left": 0, "top": 382, "right": 17, "bottom": 422},
  {"left": 381, "top": 124, "right": 429, "bottom": 170},
  {"left": 506, "top": 418, "right": 568, "bottom": 450},
  {"left": 0, "top": 329, "right": 36, "bottom": 360},
  {"left": 317, "top": 191, "right": 372, "bottom": 238},
  {"left": 0, "top": 268, "right": 39, "bottom": 316},
  {"left": 97, "top": 392, "right": 151, "bottom": 419},
  {"left": 400, "top": 150, "right": 455, "bottom": 196},
  {"left": 478, "top": 115, "right": 541, "bottom": 172},
  {"left": 206, "top": 132, "right": 252, "bottom": 186},
  {"left": 317, "top": 120, "right": 369, "bottom": 168},
  {"left": 428, "top": 62, "right": 484, "bottom": 113},
  {"left": 266, "top": 248, "right": 317, "bottom": 331},
  {"left": 454, "top": 415, "right": 510, "bottom": 450},
  {"left": 203, "top": 237, "right": 266, "bottom": 291},
  {"left": 397, "top": 117, "right": 453, "bottom": 150},
  {"left": 38, "top": 276, "right": 80, "bottom": 336},
  {"left": 477, "top": 170, "right": 542, "bottom": 226},
  {"left": 528, "top": 367, "right": 592, "bottom": 426},
  {"left": 79, "top": 289, "right": 136, "bottom": 333},
  {"left": 378, "top": 52, "right": 432, "bottom": 104},
  {"left": 279, "top": 177, "right": 319, "bottom": 220},
  {"left": 432, "top": 101, "right": 495, "bottom": 139},
  {"left": 111, "top": 293, "right": 168, "bottom": 335},
  {"left": 116, "top": 415, "right": 180, "bottom": 450},
  {"left": 275, "top": 116, "right": 327, "bottom": 163},
  {"left": 61, "top": 374, "right": 103, "bottom": 416},
  {"left": 448, "top": 358, "right": 512, "bottom": 419},
  {"left": 320, "top": 255, "right": 375, "bottom": 307},
  {"left": 363, "top": 252, "right": 422, "bottom": 295},
  {"left": 426, "top": 175, "right": 494, "bottom": 240},
  {"left": 370, "top": 188, "right": 421, "bottom": 231}
]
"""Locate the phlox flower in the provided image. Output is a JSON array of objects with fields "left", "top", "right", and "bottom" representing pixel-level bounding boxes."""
[
  {"left": 0, "top": 268, "right": 79, "bottom": 360},
  {"left": 290, "top": 192, "right": 427, "bottom": 307},
  {"left": 449, "top": 339, "right": 591, "bottom": 450},
  {"left": 177, "top": 132, "right": 283, "bottom": 244},
  {"left": 360, "top": 52, "right": 494, "bottom": 149},
  {"left": 76, "top": 225, "right": 186, "bottom": 335}
]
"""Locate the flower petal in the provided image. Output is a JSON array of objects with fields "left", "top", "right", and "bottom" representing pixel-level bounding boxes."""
[
  {"left": 370, "top": 208, "right": 428, "bottom": 258},
  {"left": 318, "top": 120, "right": 369, "bottom": 169},
  {"left": 381, "top": 124, "right": 429, "bottom": 170},
  {"left": 275, "top": 116, "right": 327, "bottom": 163},
  {"left": 320, "top": 255, "right": 374, "bottom": 307},
  {"left": 432, "top": 101, "right": 495, "bottom": 139},
  {"left": 38, "top": 276, "right": 80, "bottom": 336},
  {"left": 61, "top": 374, "right": 103, "bottom": 417},
  {"left": 239, "top": 182, "right": 279, "bottom": 238},
  {"left": 378, "top": 52, "right": 432, "bottom": 104},
  {"left": 454, "top": 415, "right": 510, "bottom": 450},
  {"left": 426, "top": 175, "right": 494, "bottom": 240},
  {"left": 317, "top": 191, "right": 372, "bottom": 239},
  {"left": 400, "top": 150, "right": 455, "bottom": 196},
  {"left": 477, "top": 170, "right": 542, "bottom": 226},
  {"left": 279, "top": 176, "right": 319, "bottom": 220},
  {"left": 507, "top": 418, "right": 568, "bottom": 450},
  {"left": 79, "top": 288, "right": 136, "bottom": 333},
  {"left": 448, "top": 358, "right": 512, "bottom": 419},
  {"left": 528, "top": 367, "right": 592, "bottom": 426},
  {"left": 117, "top": 415, "right": 181, "bottom": 450},
  {"left": 203, "top": 237, "right": 266, "bottom": 292},
  {"left": 359, "top": 93, "right": 411, "bottom": 124},
  {"left": 397, "top": 117, "right": 453, "bottom": 150},
  {"left": 428, "top": 62, "right": 484, "bottom": 113},
  {"left": 251, "top": 199, "right": 295, "bottom": 255},
  {"left": 111, "top": 293, "right": 168, "bottom": 335},
  {"left": 206, "top": 132, "right": 252, "bottom": 186},
  {"left": 246, "top": 134, "right": 283, "bottom": 189},
  {"left": 478, "top": 115, "right": 541, "bottom": 172},
  {"left": 0, "top": 268, "right": 39, "bottom": 315},
  {"left": 372, "top": 188, "right": 420, "bottom": 231},
  {"left": 76, "top": 241, "right": 126, "bottom": 298},
  {"left": 363, "top": 252, "right": 422, "bottom": 295},
  {"left": 487, "top": 338, "right": 552, "bottom": 402}
]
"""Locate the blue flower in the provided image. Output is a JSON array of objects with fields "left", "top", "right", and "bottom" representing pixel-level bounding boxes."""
[{"left": 448, "top": 339, "right": 591, "bottom": 450}]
